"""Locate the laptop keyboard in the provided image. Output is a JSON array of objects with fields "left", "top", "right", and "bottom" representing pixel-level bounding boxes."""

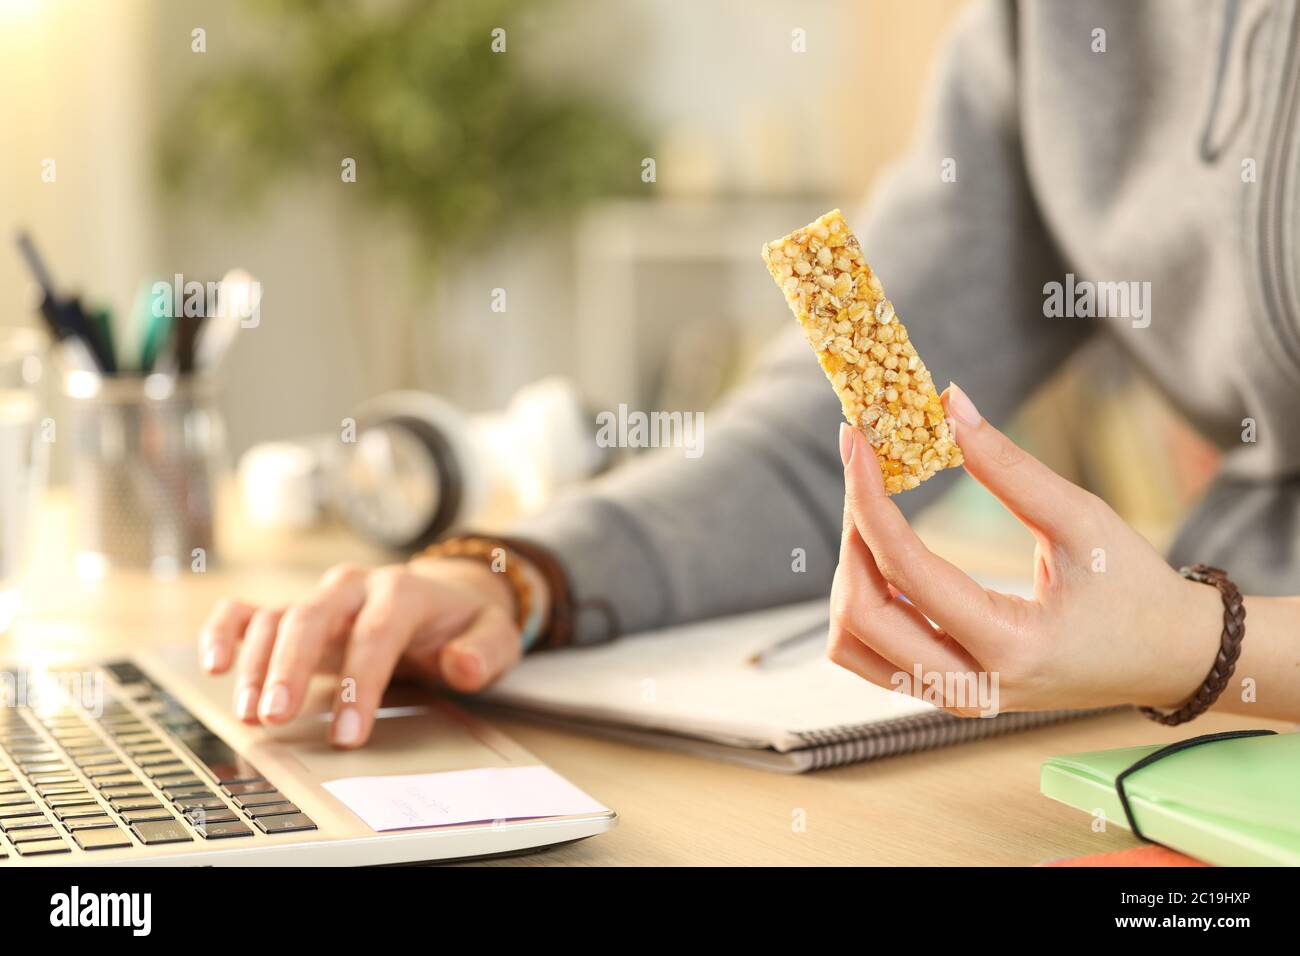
[{"left": 0, "top": 660, "right": 316, "bottom": 859}]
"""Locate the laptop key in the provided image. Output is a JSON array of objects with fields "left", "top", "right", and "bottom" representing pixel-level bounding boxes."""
[
  {"left": 209, "top": 762, "right": 263, "bottom": 786},
  {"left": 99, "top": 785, "right": 151, "bottom": 799},
  {"left": 154, "top": 779, "right": 204, "bottom": 794},
  {"left": 73, "top": 754, "right": 122, "bottom": 768},
  {"left": 28, "top": 775, "right": 77, "bottom": 790},
  {"left": 155, "top": 780, "right": 205, "bottom": 796},
  {"left": 0, "top": 793, "right": 34, "bottom": 806},
  {"left": 112, "top": 732, "right": 156, "bottom": 745},
  {"left": 99, "top": 714, "right": 144, "bottom": 727},
  {"left": 21, "top": 765, "right": 69, "bottom": 778},
  {"left": 63, "top": 744, "right": 113, "bottom": 757},
  {"left": 134, "top": 753, "right": 181, "bottom": 768},
  {"left": 49, "top": 733, "right": 97, "bottom": 745},
  {"left": 36, "top": 784, "right": 87, "bottom": 797},
  {"left": 93, "top": 775, "right": 141, "bottom": 789},
  {"left": 9, "top": 825, "right": 61, "bottom": 842},
  {"left": 84, "top": 764, "right": 131, "bottom": 778},
  {"left": 28, "top": 773, "right": 77, "bottom": 786},
  {"left": 54, "top": 805, "right": 107, "bottom": 820},
  {"left": 131, "top": 820, "right": 192, "bottom": 845},
  {"left": 254, "top": 813, "right": 316, "bottom": 834},
  {"left": 14, "top": 745, "right": 56, "bottom": 758},
  {"left": 143, "top": 764, "right": 190, "bottom": 779},
  {"left": 73, "top": 827, "right": 133, "bottom": 851},
  {"left": 40, "top": 712, "right": 83, "bottom": 724},
  {"left": 15, "top": 745, "right": 61, "bottom": 757},
  {"left": 110, "top": 797, "right": 164, "bottom": 812},
  {"left": 163, "top": 785, "right": 214, "bottom": 801},
  {"left": 195, "top": 820, "right": 253, "bottom": 840},
  {"left": 17, "top": 755, "right": 64, "bottom": 767},
  {"left": 245, "top": 802, "right": 302, "bottom": 818},
  {"left": 234, "top": 790, "right": 288, "bottom": 809},
  {"left": 1, "top": 815, "right": 49, "bottom": 831},
  {"left": 14, "top": 838, "right": 69, "bottom": 856},
  {"left": 120, "top": 807, "right": 175, "bottom": 824},
  {"left": 102, "top": 660, "right": 148, "bottom": 684},
  {"left": 0, "top": 804, "right": 41, "bottom": 818},
  {"left": 16, "top": 757, "right": 64, "bottom": 771},
  {"left": 222, "top": 780, "right": 274, "bottom": 796},
  {"left": 123, "top": 743, "right": 170, "bottom": 757},
  {"left": 182, "top": 808, "right": 238, "bottom": 826},
  {"left": 175, "top": 796, "right": 226, "bottom": 812},
  {"left": 65, "top": 815, "right": 118, "bottom": 831},
  {"left": 45, "top": 794, "right": 97, "bottom": 808},
  {"left": 105, "top": 721, "right": 149, "bottom": 733}
]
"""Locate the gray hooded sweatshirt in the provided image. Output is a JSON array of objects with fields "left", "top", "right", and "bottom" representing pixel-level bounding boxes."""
[{"left": 513, "top": 0, "right": 1300, "bottom": 644}]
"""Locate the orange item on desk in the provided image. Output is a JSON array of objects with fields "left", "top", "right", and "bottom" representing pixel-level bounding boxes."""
[{"left": 1040, "top": 845, "right": 1208, "bottom": 867}]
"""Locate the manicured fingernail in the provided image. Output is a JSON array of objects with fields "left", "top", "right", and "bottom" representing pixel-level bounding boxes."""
[
  {"left": 839, "top": 422, "right": 854, "bottom": 466},
  {"left": 456, "top": 649, "right": 484, "bottom": 685},
  {"left": 259, "top": 683, "right": 290, "bottom": 721},
  {"left": 235, "top": 685, "right": 258, "bottom": 720},
  {"left": 202, "top": 644, "right": 220, "bottom": 672},
  {"left": 947, "top": 382, "right": 981, "bottom": 427},
  {"left": 333, "top": 708, "right": 362, "bottom": 747}
]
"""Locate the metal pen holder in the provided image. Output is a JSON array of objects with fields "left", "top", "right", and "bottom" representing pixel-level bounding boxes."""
[{"left": 65, "top": 373, "right": 225, "bottom": 576}]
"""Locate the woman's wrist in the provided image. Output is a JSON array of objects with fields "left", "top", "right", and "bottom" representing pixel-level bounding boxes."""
[
  {"left": 1139, "top": 576, "right": 1225, "bottom": 712},
  {"left": 408, "top": 553, "right": 517, "bottom": 617},
  {"left": 409, "top": 540, "right": 553, "bottom": 650}
]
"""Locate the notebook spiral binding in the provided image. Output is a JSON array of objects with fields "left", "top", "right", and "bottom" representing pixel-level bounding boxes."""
[{"left": 791, "top": 708, "right": 1112, "bottom": 770}]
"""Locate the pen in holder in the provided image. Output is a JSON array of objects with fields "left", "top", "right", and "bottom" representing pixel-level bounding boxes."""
[
  {"left": 13, "top": 234, "right": 255, "bottom": 578},
  {"left": 65, "top": 371, "right": 225, "bottom": 577}
]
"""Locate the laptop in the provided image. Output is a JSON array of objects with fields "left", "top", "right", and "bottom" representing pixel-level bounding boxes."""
[{"left": 0, "top": 646, "right": 616, "bottom": 865}]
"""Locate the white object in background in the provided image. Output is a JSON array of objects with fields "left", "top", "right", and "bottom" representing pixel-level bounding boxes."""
[
  {"left": 471, "top": 376, "right": 604, "bottom": 515},
  {"left": 197, "top": 268, "right": 261, "bottom": 372},
  {"left": 236, "top": 376, "right": 606, "bottom": 548},
  {"left": 0, "top": 389, "right": 44, "bottom": 629},
  {"left": 0, "top": 328, "right": 47, "bottom": 632},
  {"left": 237, "top": 440, "right": 327, "bottom": 530}
]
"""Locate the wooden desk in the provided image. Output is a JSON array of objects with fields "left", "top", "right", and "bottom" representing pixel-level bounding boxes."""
[{"left": 4, "top": 495, "right": 1286, "bottom": 866}]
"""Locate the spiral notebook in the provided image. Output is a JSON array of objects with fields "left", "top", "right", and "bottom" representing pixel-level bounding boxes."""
[{"left": 479, "top": 599, "right": 1099, "bottom": 773}]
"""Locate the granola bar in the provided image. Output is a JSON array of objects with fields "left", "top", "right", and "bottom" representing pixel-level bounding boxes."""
[{"left": 762, "top": 209, "right": 962, "bottom": 494}]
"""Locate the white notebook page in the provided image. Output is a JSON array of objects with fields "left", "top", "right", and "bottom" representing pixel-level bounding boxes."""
[{"left": 483, "top": 600, "right": 935, "bottom": 752}]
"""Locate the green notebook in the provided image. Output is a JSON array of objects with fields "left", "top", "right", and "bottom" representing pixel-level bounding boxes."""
[{"left": 1041, "top": 732, "right": 1300, "bottom": 866}]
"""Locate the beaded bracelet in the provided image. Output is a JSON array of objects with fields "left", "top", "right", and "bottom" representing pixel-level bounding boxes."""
[{"left": 418, "top": 535, "right": 545, "bottom": 650}]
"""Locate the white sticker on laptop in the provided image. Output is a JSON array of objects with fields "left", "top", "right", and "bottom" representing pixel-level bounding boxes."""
[{"left": 322, "top": 765, "right": 608, "bottom": 831}]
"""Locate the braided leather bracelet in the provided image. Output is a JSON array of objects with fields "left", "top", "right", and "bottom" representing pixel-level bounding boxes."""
[{"left": 1139, "top": 564, "right": 1246, "bottom": 726}]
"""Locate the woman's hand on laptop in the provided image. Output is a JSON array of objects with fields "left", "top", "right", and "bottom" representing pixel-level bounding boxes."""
[
  {"left": 198, "top": 558, "right": 529, "bottom": 747},
  {"left": 829, "top": 383, "right": 1221, "bottom": 717}
]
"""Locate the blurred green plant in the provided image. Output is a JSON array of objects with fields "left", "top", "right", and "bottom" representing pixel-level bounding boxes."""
[{"left": 159, "top": 0, "right": 648, "bottom": 260}]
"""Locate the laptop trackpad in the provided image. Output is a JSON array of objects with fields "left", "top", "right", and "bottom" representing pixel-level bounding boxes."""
[
  {"left": 266, "top": 681, "right": 514, "bottom": 780},
  {"left": 264, "top": 680, "right": 516, "bottom": 778},
  {"left": 140, "top": 646, "right": 519, "bottom": 781}
]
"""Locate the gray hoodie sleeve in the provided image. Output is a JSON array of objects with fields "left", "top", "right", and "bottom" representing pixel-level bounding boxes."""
[{"left": 509, "top": 0, "right": 1089, "bottom": 644}]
